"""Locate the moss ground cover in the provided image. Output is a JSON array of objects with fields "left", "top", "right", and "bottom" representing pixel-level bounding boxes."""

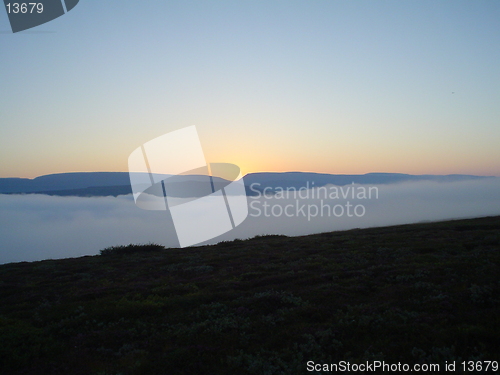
[{"left": 0, "top": 216, "right": 499, "bottom": 374}]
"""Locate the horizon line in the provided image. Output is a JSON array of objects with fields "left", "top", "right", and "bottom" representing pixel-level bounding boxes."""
[{"left": 1, "top": 170, "right": 499, "bottom": 179}]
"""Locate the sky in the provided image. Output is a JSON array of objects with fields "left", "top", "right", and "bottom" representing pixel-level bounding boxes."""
[{"left": 1, "top": 0, "right": 499, "bottom": 178}]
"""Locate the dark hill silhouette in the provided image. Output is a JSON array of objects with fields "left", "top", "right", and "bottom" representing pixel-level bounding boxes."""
[
  {"left": 0, "top": 171, "right": 495, "bottom": 197},
  {"left": 0, "top": 215, "right": 499, "bottom": 374},
  {"left": 0, "top": 172, "right": 131, "bottom": 193}
]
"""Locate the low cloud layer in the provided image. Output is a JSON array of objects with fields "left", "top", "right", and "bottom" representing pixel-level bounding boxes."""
[{"left": 1, "top": 178, "right": 500, "bottom": 264}]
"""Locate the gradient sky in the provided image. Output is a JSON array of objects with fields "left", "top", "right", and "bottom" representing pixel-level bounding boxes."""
[{"left": 1, "top": 0, "right": 499, "bottom": 178}]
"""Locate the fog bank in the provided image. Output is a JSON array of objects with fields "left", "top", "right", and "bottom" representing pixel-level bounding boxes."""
[{"left": 1, "top": 178, "right": 500, "bottom": 264}]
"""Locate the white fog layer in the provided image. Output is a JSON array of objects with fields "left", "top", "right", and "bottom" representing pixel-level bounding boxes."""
[{"left": 1, "top": 178, "right": 500, "bottom": 264}]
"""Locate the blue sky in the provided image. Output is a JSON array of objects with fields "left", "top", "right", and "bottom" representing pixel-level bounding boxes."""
[{"left": 1, "top": 0, "right": 499, "bottom": 178}]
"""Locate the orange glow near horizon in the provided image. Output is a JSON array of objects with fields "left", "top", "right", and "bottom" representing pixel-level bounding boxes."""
[
  {"left": 1, "top": 146, "right": 499, "bottom": 179},
  {"left": 2, "top": 158, "right": 499, "bottom": 180}
]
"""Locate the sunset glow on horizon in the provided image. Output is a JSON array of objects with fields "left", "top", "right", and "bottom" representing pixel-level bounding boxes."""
[{"left": 1, "top": 1, "right": 499, "bottom": 179}]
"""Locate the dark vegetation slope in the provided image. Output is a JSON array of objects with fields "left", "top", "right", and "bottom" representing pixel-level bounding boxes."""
[{"left": 0, "top": 216, "right": 499, "bottom": 374}]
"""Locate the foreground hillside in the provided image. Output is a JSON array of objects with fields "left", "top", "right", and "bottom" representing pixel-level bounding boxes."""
[{"left": 1, "top": 217, "right": 499, "bottom": 374}]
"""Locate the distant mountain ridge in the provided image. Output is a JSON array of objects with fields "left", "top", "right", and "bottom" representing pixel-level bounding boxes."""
[
  {"left": 0, "top": 172, "right": 131, "bottom": 194},
  {"left": 243, "top": 172, "right": 492, "bottom": 189},
  {"left": 0, "top": 171, "right": 495, "bottom": 197}
]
